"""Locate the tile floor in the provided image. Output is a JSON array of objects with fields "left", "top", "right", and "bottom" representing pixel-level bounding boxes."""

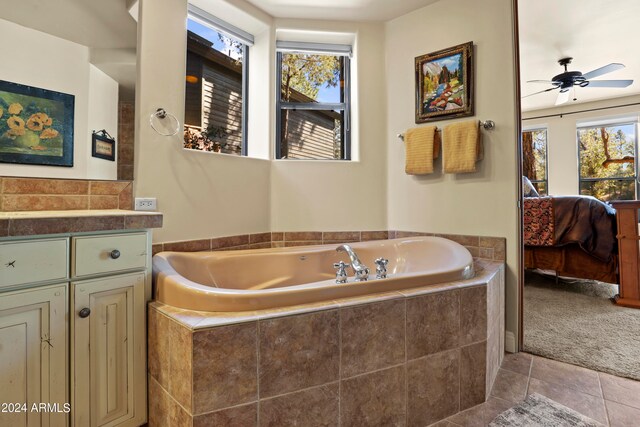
[{"left": 438, "top": 353, "right": 640, "bottom": 427}]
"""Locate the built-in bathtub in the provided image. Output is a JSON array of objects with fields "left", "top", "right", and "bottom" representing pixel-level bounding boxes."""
[
  {"left": 152, "top": 236, "right": 475, "bottom": 312},
  {"left": 148, "top": 236, "right": 505, "bottom": 426}
]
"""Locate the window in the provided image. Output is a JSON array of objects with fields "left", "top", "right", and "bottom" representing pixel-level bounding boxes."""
[
  {"left": 183, "top": 5, "right": 252, "bottom": 155},
  {"left": 276, "top": 42, "right": 351, "bottom": 160},
  {"left": 578, "top": 122, "right": 637, "bottom": 201},
  {"left": 522, "top": 128, "right": 548, "bottom": 195}
]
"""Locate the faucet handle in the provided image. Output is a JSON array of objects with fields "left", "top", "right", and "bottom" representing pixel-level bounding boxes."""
[
  {"left": 375, "top": 258, "right": 389, "bottom": 279},
  {"left": 333, "top": 261, "right": 350, "bottom": 284}
]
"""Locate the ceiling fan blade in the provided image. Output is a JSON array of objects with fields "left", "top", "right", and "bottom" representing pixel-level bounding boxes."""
[
  {"left": 555, "top": 90, "right": 570, "bottom": 106},
  {"left": 522, "top": 87, "right": 558, "bottom": 99},
  {"left": 527, "top": 80, "right": 557, "bottom": 85},
  {"left": 582, "top": 63, "right": 625, "bottom": 80},
  {"left": 585, "top": 79, "right": 633, "bottom": 88}
]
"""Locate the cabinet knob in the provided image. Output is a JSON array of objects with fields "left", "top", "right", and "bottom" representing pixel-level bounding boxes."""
[
  {"left": 110, "top": 249, "right": 121, "bottom": 259},
  {"left": 79, "top": 308, "right": 91, "bottom": 318}
]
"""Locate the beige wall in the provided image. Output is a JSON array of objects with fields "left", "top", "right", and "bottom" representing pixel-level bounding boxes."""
[
  {"left": 384, "top": 0, "right": 519, "bottom": 348},
  {"left": 135, "top": 0, "right": 271, "bottom": 243},
  {"left": 523, "top": 94, "right": 640, "bottom": 195},
  {"left": 0, "top": 18, "right": 118, "bottom": 180},
  {"left": 87, "top": 65, "right": 119, "bottom": 179},
  {"left": 270, "top": 19, "right": 388, "bottom": 232},
  {"left": 135, "top": 0, "right": 519, "bottom": 345}
]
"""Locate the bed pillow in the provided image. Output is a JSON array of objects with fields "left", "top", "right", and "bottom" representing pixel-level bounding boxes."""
[{"left": 523, "top": 176, "right": 540, "bottom": 197}]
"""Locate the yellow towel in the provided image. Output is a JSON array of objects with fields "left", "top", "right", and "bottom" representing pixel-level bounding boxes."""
[
  {"left": 443, "top": 120, "right": 482, "bottom": 173},
  {"left": 404, "top": 126, "right": 440, "bottom": 175}
]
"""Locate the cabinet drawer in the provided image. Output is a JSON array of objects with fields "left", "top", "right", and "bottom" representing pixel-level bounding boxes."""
[
  {"left": 73, "top": 233, "right": 148, "bottom": 278},
  {"left": 0, "top": 238, "right": 68, "bottom": 289}
]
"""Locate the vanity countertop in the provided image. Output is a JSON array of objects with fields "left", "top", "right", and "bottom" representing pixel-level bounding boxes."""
[{"left": 0, "top": 209, "right": 163, "bottom": 237}]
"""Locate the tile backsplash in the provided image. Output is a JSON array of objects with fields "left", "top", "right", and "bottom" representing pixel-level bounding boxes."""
[
  {"left": 117, "top": 102, "right": 135, "bottom": 181},
  {"left": 0, "top": 177, "right": 133, "bottom": 211},
  {"left": 154, "top": 230, "right": 506, "bottom": 262}
]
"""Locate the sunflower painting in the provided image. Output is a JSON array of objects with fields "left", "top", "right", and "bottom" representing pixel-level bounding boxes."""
[{"left": 0, "top": 80, "right": 74, "bottom": 167}]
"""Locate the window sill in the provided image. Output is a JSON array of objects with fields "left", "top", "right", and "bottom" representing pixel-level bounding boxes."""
[{"left": 182, "top": 147, "right": 269, "bottom": 161}]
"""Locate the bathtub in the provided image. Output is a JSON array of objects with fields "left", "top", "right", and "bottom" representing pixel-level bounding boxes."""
[{"left": 152, "top": 236, "right": 474, "bottom": 312}]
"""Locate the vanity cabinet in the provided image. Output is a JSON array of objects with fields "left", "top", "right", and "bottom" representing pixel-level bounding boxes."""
[
  {"left": 0, "top": 284, "right": 68, "bottom": 427},
  {"left": 0, "top": 229, "right": 152, "bottom": 427},
  {"left": 72, "top": 273, "right": 145, "bottom": 427}
]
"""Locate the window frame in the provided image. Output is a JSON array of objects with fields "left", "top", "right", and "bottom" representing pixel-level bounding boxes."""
[
  {"left": 522, "top": 127, "right": 549, "bottom": 195},
  {"left": 275, "top": 46, "right": 352, "bottom": 160},
  {"left": 185, "top": 5, "right": 252, "bottom": 156},
  {"left": 577, "top": 121, "right": 638, "bottom": 200}
]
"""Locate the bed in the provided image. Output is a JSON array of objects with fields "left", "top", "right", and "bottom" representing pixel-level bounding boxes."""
[{"left": 523, "top": 195, "right": 619, "bottom": 284}]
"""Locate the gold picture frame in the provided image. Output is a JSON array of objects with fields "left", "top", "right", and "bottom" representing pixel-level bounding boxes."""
[{"left": 415, "top": 41, "right": 474, "bottom": 123}]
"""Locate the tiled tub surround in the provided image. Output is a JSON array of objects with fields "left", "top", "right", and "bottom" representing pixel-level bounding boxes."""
[
  {"left": 153, "top": 231, "right": 506, "bottom": 263},
  {"left": 0, "top": 177, "right": 133, "bottom": 211},
  {"left": 148, "top": 260, "right": 504, "bottom": 427}
]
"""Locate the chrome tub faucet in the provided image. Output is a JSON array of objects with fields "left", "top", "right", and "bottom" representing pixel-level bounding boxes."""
[
  {"left": 375, "top": 258, "right": 389, "bottom": 279},
  {"left": 336, "top": 244, "right": 370, "bottom": 281}
]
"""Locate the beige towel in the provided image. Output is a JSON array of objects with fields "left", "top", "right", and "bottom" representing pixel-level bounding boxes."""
[
  {"left": 443, "top": 120, "right": 482, "bottom": 173},
  {"left": 404, "top": 126, "right": 440, "bottom": 175}
]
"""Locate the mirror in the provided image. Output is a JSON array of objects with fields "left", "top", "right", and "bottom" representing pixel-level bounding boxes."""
[{"left": 0, "top": 0, "right": 138, "bottom": 181}]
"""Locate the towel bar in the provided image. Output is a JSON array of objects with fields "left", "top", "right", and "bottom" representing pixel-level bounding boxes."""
[{"left": 397, "top": 120, "right": 495, "bottom": 141}]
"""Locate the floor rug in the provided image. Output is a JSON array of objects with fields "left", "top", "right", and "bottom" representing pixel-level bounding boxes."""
[
  {"left": 489, "top": 393, "right": 604, "bottom": 426},
  {"left": 524, "top": 271, "right": 640, "bottom": 380}
]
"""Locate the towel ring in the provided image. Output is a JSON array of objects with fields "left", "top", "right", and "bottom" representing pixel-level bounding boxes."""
[{"left": 150, "top": 108, "right": 180, "bottom": 136}]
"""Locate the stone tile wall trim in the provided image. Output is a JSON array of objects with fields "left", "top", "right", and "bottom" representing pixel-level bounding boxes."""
[
  {"left": 154, "top": 230, "right": 506, "bottom": 262},
  {"left": 0, "top": 177, "right": 134, "bottom": 211}
]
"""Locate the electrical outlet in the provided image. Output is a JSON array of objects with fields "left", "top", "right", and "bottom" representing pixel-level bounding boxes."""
[{"left": 134, "top": 197, "right": 157, "bottom": 211}]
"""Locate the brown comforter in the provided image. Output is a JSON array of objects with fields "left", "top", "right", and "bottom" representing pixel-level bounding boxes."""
[{"left": 523, "top": 195, "right": 617, "bottom": 262}]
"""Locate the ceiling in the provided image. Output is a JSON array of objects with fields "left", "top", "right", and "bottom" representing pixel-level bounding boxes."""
[
  {"left": 2, "top": 0, "right": 137, "bottom": 97},
  {"left": 243, "top": 0, "right": 439, "bottom": 22},
  {"left": 519, "top": 0, "right": 640, "bottom": 112},
  {"left": 2, "top": 0, "right": 136, "bottom": 49}
]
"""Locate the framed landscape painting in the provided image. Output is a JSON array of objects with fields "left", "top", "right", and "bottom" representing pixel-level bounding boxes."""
[
  {"left": 0, "top": 80, "right": 74, "bottom": 167},
  {"left": 415, "top": 41, "right": 474, "bottom": 123}
]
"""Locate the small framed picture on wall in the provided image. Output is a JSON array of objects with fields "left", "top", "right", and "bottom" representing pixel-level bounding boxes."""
[{"left": 91, "top": 130, "right": 116, "bottom": 161}]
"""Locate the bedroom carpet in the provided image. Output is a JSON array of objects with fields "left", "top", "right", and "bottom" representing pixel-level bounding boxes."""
[{"left": 524, "top": 271, "right": 640, "bottom": 381}]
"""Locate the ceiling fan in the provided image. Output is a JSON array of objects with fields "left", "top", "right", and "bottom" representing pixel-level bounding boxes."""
[{"left": 523, "top": 57, "right": 633, "bottom": 105}]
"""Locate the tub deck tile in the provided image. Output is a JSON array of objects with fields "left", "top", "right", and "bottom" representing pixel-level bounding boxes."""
[
  {"left": 192, "top": 323, "right": 258, "bottom": 414},
  {"left": 259, "top": 310, "right": 340, "bottom": 398},
  {"left": 341, "top": 299, "right": 406, "bottom": 378},
  {"left": 407, "top": 349, "right": 460, "bottom": 427},
  {"left": 334, "top": 291, "right": 405, "bottom": 308},
  {"left": 192, "top": 403, "right": 257, "bottom": 427},
  {"left": 406, "top": 290, "right": 460, "bottom": 359},
  {"left": 340, "top": 365, "right": 406, "bottom": 427},
  {"left": 259, "top": 383, "right": 339, "bottom": 426}
]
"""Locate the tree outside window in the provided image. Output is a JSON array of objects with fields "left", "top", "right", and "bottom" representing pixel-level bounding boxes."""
[
  {"left": 276, "top": 49, "right": 350, "bottom": 160},
  {"left": 578, "top": 123, "right": 637, "bottom": 201},
  {"left": 522, "top": 128, "right": 548, "bottom": 195}
]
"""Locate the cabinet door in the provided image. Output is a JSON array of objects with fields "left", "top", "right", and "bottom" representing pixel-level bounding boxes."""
[
  {"left": 72, "top": 273, "right": 145, "bottom": 427},
  {"left": 0, "top": 284, "right": 68, "bottom": 427}
]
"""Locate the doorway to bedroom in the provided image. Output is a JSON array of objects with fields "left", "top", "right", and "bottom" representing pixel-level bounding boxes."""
[{"left": 517, "top": 0, "right": 640, "bottom": 385}]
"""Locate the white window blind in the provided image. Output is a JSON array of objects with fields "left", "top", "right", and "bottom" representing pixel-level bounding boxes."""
[
  {"left": 187, "top": 4, "right": 254, "bottom": 46},
  {"left": 275, "top": 41, "right": 352, "bottom": 57}
]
